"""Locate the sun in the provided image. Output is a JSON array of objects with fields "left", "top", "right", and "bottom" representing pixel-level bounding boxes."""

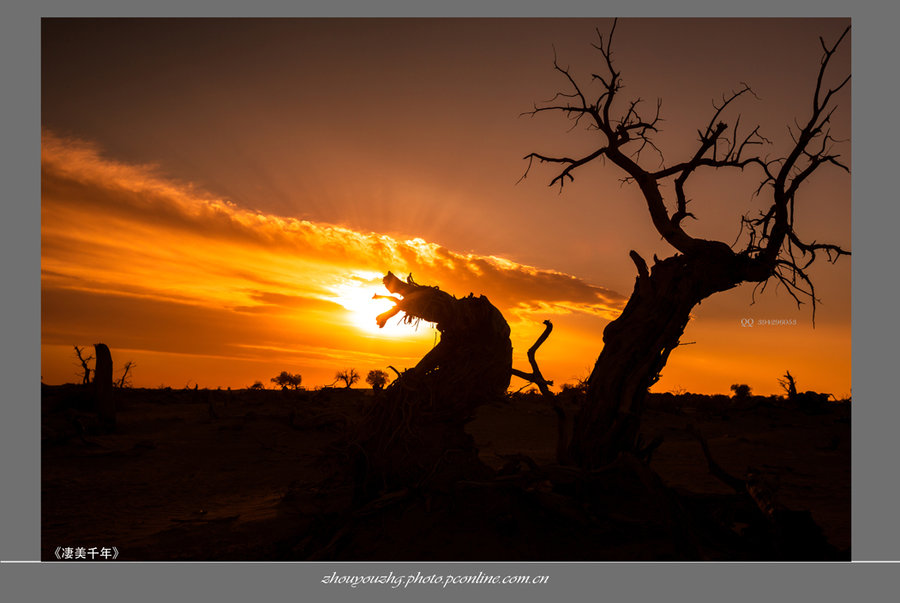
[{"left": 330, "top": 280, "right": 429, "bottom": 337}]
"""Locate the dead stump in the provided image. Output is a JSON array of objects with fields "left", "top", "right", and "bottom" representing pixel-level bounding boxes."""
[
  {"left": 93, "top": 343, "right": 115, "bottom": 431},
  {"left": 351, "top": 273, "right": 512, "bottom": 504}
]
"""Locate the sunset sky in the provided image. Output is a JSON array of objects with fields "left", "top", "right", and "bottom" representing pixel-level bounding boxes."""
[{"left": 40, "top": 18, "right": 851, "bottom": 396}]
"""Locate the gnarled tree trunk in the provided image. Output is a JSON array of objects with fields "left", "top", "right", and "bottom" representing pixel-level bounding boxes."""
[
  {"left": 351, "top": 272, "right": 512, "bottom": 504},
  {"left": 570, "top": 249, "right": 743, "bottom": 468}
]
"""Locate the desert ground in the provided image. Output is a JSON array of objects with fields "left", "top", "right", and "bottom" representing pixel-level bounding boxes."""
[{"left": 41, "top": 385, "right": 849, "bottom": 561}]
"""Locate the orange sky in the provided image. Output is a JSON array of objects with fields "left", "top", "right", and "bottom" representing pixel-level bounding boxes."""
[{"left": 40, "top": 18, "right": 851, "bottom": 396}]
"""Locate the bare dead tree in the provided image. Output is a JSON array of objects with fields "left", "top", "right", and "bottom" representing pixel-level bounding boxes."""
[
  {"left": 115, "top": 360, "right": 136, "bottom": 388},
  {"left": 335, "top": 368, "right": 360, "bottom": 389},
  {"left": 522, "top": 21, "right": 850, "bottom": 469},
  {"left": 73, "top": 345, "right": 93, "bottom": 385},
  {"left": 778, "top": 370, "right": 798, "bottom": 399}
]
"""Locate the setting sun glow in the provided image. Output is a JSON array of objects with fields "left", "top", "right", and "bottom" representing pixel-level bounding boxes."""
[
  {"left": 39, "top": 19, "right": 850, "bottom": 396},
  {"left": 328, "top": 277, "right": 433, "bottom": 337}
]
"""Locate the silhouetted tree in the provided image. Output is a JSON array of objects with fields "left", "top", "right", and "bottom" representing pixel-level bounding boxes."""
[
  {"left": 560, "top": 382, "right": 587, "bottom": 394},
  {"left": 668, "top": 385, "right": 689, "bottom": 397},
  {"left": 523, "top": 21, "right": 850, "bottom": 468},
  {"left": 249, "top": 380, "right": 265, "bottom": 390},
  {"left": 335, "top": 368, "right": 360, "bottom": 389},
  {"left": 73, "top": 345, "right": 93, "bottom": 385},
  {"left": 353, "top": 272, "right": 512, "bottom": 503},
  {"left": 271, "top": 371, "right": 303, "bottom": 390},
  {"left": 778, "top": 370, "right": 798, "bottom": 399},
  {"left": 365, "top": 369, "right": 389, "bottom": 391},
  {"left": 115, "top": 360, "right": 135, "bottom": 388},
  {"left": 730, "top": 383, "right": 752, "bottom": 398}
]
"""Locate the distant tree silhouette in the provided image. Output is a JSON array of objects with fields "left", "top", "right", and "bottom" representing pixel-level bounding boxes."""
[
  {"left": 523, "top": 20, "right": 850, "bottom": 468},
  {"left": 778, "top": 370, "right": 798, "bottom": 399},
  {"left": 335, "top": 368, "right": 360, "bottom": 389},
  {"left": 73, "top": 345, "right": 93, "bottom": 385},
  {"left": 730, "top": 383, "right": 752, "bottom": 398},
  {"left": 249, "top": 380, "right": 265, "bottom": 390},
  {"left": 365, "top": 369, "right": 389, "bottom": 391},
  {"left": 560, "top": 382, "right": 585, "bottom": 394},
  {"left": 115, "top": 360, "right": 135, "bottom": 388},
  {"left": 271, "top": 371, "right": 302, "bottom": 390}
]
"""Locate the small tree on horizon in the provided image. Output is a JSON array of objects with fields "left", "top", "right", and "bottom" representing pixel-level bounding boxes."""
[
  {"left": 335, "top": 368, "right": 360, "bottom": 389},
  {"left": 115, "top": 360, "right": 136, "bottom": 388},
  {"left": 271, "top": 371, "right": 303, "bottom": 390},
  {"left": 730, "top": 383, "right": 752, "bottom": 398},
  {"left": 366, "top": 369, "right": 389, "bottom": 391},
  {"left": 73, "top": 345, "right": 93, "bottom": 385},
  {"left": 778, "top": 370, "right": 798, "bottom": 399}
]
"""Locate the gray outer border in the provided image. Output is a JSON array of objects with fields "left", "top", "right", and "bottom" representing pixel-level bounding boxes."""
[{"left": 3, "top": 0, "right": 897, "bottom": 601}]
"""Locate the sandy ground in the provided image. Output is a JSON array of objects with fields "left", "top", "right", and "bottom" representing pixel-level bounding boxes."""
[{"left": 41, "top": 386, "right": 849, "bottom": 560}]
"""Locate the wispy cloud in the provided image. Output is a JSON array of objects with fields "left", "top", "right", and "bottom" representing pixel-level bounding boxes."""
[
  {"left": 42, "top": 131, "right": 626, "bottom": 319},
  {"left": 40, "top": 131, "right": 626, "bottom": 387}
]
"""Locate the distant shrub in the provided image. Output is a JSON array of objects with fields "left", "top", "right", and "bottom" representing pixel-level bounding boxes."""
[
  {"left": 271, "top": 371, "right": 303, "bottom": 390},
  {"left": 730, "top": 383, "right": 752, "bottom": 398},
  {"left": 366, "top": 369, "right": 390, "bottom": 391},
  {"left": 249, "top": 381, "right": 265, "bottom": 390},
  {"left": 560, "top": 377, "right": 589, "bottom": 395}
]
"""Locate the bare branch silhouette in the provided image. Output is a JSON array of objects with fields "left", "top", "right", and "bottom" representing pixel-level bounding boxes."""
[
  {"left": 524, "top": 20, "right": 850, "bottom": 468},
  {"left": 510, "top": 319, "right": 555, "bottom": 398}
]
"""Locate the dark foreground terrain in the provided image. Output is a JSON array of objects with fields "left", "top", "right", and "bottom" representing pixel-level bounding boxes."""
[{"left": 41, "top": 385, "right": 849, "bottom": 560}]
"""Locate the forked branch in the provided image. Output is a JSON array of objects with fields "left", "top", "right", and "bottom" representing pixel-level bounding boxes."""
[{"left": 511, "top": 319, "right": 555, "bottom": 398}]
